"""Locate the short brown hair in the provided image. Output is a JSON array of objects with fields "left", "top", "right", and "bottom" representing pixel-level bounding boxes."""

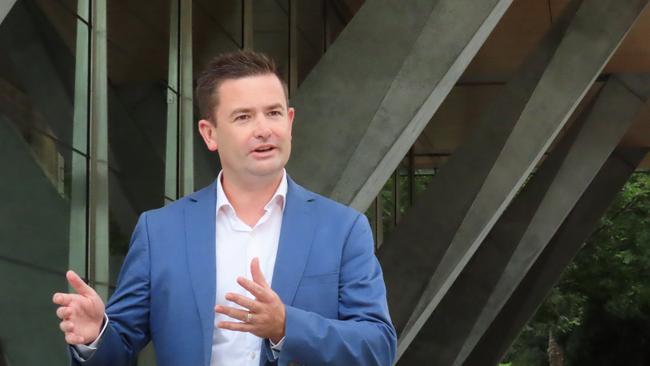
[{"left": 196, "top": 50, "right": 288, "bottom": 121}]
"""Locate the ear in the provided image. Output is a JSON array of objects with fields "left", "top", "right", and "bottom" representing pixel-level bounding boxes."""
[
  {"left": 287, "top": 107, "right": 295, "bottom": 136},
  {"left": 198, "top": 119, "right": 218, "bottom": 151}
]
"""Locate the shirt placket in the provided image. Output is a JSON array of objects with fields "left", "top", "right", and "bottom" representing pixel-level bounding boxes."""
[{"left": 245, "top": 223, "right": 261, "bottom": 361}]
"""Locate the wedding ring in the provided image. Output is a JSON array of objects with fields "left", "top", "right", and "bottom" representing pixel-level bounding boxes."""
[{"left": 245, "top": 312, "right": 254, "bottom": 323}]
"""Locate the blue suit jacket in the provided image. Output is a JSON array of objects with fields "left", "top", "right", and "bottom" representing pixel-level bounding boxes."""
[{"left": 72, "top": 177, "right": 396, "bottom": 366}]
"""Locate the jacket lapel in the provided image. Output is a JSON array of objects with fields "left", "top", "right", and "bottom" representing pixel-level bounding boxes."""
[
  {"left": 184, "top": 181, "right": 218, "bottom": 366},
  {"left": 272, "top": 178, "right": 317, "bottom": 306}
]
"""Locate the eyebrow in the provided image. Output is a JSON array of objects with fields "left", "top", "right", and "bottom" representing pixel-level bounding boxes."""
[
  {"left": 229, "top": 108, "right": 254, "bottom": 118},
  {"left": 264, "top": 103, "right": 284, "bottom": 111},
  {"left": 229, "top": 104, "right": 285, "bottom": 118}
]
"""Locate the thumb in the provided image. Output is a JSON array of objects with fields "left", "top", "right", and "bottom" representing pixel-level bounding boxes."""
[
  {"left": 66, "top": 270, "right": 96, "bottom": 297},
  {"left": 250, "top": 258, "right": 269, "bottom": 288}
]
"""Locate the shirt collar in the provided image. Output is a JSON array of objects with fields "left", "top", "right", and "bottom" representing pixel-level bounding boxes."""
[{"left": 216, "top": 169, "right": 287, "bottom": 215}]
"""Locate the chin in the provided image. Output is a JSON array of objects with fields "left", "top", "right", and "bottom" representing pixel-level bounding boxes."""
[{"left": 248, "top": 164, "right": 284, "bottom": 178}]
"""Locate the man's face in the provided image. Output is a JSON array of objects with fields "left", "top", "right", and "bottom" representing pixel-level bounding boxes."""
[{"left": 199, "top": 74, "right": 294, "bottom": 184}]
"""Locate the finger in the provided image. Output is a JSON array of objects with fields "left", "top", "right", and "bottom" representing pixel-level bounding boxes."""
[
  {"left": 214, "top": 305, "right": 250, "bottom": 322},
  {"left": 237, "top": 277, "right": 272, "bottom": 302},
  {"left": 56, "top": 306, "right": 73, "bottom": 320},
  {"left": 65, "top": 333, "right": 86, "bottom": 345},
  {"left": 52, "top": 292, "right": 80, "bottom": 306},
  {"left": 218, "top": 321, "right": 255, "bottom": 333},
  {"left": 250, "top": 258, "right": 269, "bottom": 288},
  {"left": 224, "top": 293, "right": 259, "bottom": 312},
  {"left": 60, "top": 320, "right": 74, "bottom": 333},
  {"left": 66, "top": 270, "right": 95, "bottom": 297}
]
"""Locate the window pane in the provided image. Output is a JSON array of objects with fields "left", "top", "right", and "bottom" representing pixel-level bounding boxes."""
[
  {"left": 0, "top": 2, "right": 86, "bottom": 363},
  {"left": 297, "top": 0, "right": 324, "bottom": 85},
  {"left": 254, "top": 0, "right": 289, "bottom": 80},
  {"left": 106, "top": 0, "right": 171, "bottom": 288},
  {"left": 192, "top": 0, "right": 243, "bottom": 189}
]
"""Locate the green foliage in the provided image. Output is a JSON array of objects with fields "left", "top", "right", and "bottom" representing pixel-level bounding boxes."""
[{"left": 507, "top": 171, "right": 650, "bottom": 365}]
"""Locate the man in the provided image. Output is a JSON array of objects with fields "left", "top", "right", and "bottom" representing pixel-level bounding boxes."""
[{"left": 52, "top": 51, "right": 396, "bottom": 365}]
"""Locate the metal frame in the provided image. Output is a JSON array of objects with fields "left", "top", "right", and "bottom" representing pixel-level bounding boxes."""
[
  {"left": 289, "top": 0, "right": 298, "bottom": 96},
  {"left": 243, "top": 0, "right": 254, "bottom": 50},
  {"left": 179, "top": 0, "right": 194, "bottom": 196},
  {"left": 68, "top": 0, "right": 91, "bottom": 283},
  {"left": 87, "top": 0, "right": 109, "bottom": 301},
  {"left": 165, "top": 0, "right": 180, "bottom": 204}
]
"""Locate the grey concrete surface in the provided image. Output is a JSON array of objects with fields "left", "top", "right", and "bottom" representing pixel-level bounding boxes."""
[
  {"left": 0, "top": 0, "right": 16, "bottom": 25},
  {"left": 376, "top": 0, "right": 649, "bottom": 360},
  {"left": 397, "top": 73, "right": 650, "bottom": 365},
  {"left": 379, "top": 0, "right": 578, "bottom": 338},
  {"left": 463, "top": 147, "right": 649, "bottom": 366},
  {"left": 287, "top": 0, "right": 513, "bottom": 211},
  {"left": 449, "top": 75, "right": 650, "bottom": 366}
]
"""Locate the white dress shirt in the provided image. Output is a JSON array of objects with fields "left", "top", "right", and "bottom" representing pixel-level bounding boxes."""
[
  {"left": 211, "top": 170, "right": 286, "bottom": 366},
  {"left": 73, "top": 170, "right": 287, "bottom": 365}
]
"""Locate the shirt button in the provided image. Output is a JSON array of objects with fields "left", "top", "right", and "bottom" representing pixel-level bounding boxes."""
[{"left": 250, "top": 351, "right": 256, "bottom": 360}]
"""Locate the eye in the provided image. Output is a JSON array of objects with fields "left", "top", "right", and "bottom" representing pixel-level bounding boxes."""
[
  {"left": 234, "top": 114, "right": 251, "bottom": 122},
  {"left": 268, "top": 110, "right": 283, "bottom": 117}
]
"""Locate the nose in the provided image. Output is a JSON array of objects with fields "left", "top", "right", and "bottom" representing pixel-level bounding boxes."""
[{"left": 253, "top": 117, "right": 272, "bottom": 140}]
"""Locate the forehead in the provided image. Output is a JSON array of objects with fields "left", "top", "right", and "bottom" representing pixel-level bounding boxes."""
[{"left": 216, "top": 74, "right": 286, "bottom": 113}]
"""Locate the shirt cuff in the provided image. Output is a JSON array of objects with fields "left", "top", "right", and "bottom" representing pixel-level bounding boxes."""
[
  {"left": 71, "top": 313, "right": 109, "bottom": 361},
  {"left": 269, "top": 336, "right": 285, "bottom": 359}
]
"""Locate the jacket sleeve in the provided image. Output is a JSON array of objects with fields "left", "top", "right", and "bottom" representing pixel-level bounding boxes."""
[
  {"left": 69, "top": 212, "right": 152, "bottom": 366},
  {"left": 276, "top": 214, "right": 397, "bottom": 366}
]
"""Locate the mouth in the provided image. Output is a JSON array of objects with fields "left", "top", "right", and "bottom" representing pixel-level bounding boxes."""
[{"left": 251, "top": 145, "right": 277, "bottom": 154}]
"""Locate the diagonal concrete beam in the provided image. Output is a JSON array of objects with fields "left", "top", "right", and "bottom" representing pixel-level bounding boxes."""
[
  {"left": 381, "top": 0, "right": 579, "bottom": 336},
  {"left": 0, "top": 0, "right": 16, "bottom": 25},
  {"left": 287, "top": 0, "right": 514, "bottom": 211},
  {"left": 376, "top": 0, "right": 650, "bottom": 359},
  {"left": 463, "top": 147, "right": 650, "bottom": 366},
  {"left": 448, "top": 75, "right": 650, "bottom": 366},
  {"left": 396, "top": 73, "right": 650, "bottom": 366}
]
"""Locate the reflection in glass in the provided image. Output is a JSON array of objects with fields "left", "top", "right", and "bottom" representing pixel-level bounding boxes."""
[
  {"left": 192, "top": 0, "right": 242, "bottom": 189},
  {"left": 254, "top": 0, "right": 289, "bottom": 80},
  {"left": 106, "top": 0, "right": 171, "bottom": 289},
  {"left": 0, "top": 0, "right": 86, "bottom": 363},
  {"left": 297, "top": 0, "right": 324, "bottom": 86}
]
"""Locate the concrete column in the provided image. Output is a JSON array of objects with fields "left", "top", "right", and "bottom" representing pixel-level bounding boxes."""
[
  {"left": 375, "top": 0, "right": 649, "bottom": 360},
  {"left": 287, "top": 0, "right": 514, "bottom": 211},
  {"left": 462, "top": 147, "right": 649, "bottom": 366},
  {"left": 397, "top": 73, "right": 650, "bottom": 365}
]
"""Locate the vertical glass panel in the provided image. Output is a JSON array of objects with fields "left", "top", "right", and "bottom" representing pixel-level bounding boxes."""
[
  {"left": 49, "top": 0, "right": 82, "bottom": 21},
  {"left": 106, "top": 0, "right": 171, "bottom": 289},
  {"left": 254, "top": 0, "right": 289, "bottom": 80},
  {"left": 193, "top": 0, "right": 242, "bottom": 70},
  {"left": 0, "top": 1, "right": 86, "bottom": 363},
  {"left": 192, "top": 0, "right": 242, "bottom": 189},
  {"left": 297, "top": 0, "right": 324, "bottom": 85},
  {"left": 325, "top": 0, "right": 346, "bottom": 47}
]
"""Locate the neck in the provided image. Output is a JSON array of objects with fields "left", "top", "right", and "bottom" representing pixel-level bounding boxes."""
[{"left": 221, "top": 170, "right": 283, "bottom": 226}]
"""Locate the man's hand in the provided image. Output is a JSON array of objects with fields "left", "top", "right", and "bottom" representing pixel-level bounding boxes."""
[
  {"left": 52, "top": 270, "right": 105, "bottom": 345},
  {"left": 215, "top": 258, "right": 286, "bottom": 343}
]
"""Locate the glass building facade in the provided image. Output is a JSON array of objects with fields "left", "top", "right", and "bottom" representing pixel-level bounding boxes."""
[
  {"left": 0, "top": 0, "right": 346, "bottom": 364},
  {"left": 0, "top": 0, "right": 429, "bottom": 364}
]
